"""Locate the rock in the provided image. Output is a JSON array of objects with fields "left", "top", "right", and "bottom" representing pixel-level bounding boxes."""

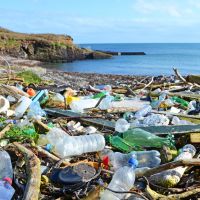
[{"left": 0, "top": 27, "right": 111, "bottom": 63}]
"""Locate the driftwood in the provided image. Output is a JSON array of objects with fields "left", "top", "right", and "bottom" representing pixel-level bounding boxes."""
[
  {"left": 0, "top": 124, "right": 12, "bottom": 138},
  {"left": 37, "top": 146, "right": 70, "bottom": 166},
  {"left": 142, "top": 159, "right": 200, "bottom": 177},
  {"left": 173, "top": 68, "right": 200, "bottom": 88},
  {"left": 13, "top": 142, "right": 41, "bottom": 200},
  {"left": 146, "top": 184, "right": 200, "bottom": 200}
]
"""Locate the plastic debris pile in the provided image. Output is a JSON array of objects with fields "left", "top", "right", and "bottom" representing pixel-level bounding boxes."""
[{"left": 0, "top": 69, "right": 200, "bottom": 200}]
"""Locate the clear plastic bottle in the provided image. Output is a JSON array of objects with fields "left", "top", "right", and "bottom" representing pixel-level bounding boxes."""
[
  {"left": 115, "top": 118, "right": 130, "bottom": 133},
  {"left": 101, "top": 149, "right": 161, "bottom": 171},
  {"left": 100, "top": 157, "right": 138, "bottom": 200},
  {"left": 150, "top": 144, "right": 196, "bottom": 187},
  {"left": 143, "top": 114, "right": 170, "bottom": 126},
  {"left": 39, "top": 128, "right": 105, "bottom": 158},
  {"left": 0, "top": 151, "right": 15, "bottom": 200},
  {"left": 0, "top": 151, "right": 13, "bottom": 180},
  {"left": 171, "top": 116, "right": 194, "bottom": 125},
  {"left": 134, "top": 105, "right": 152, "bottom": 119},
  {"left": 0, "top": 180, "right": 15, "bottom": 200},
  {"left": 0, "top": 96, "right": 10, "bottom": 114},
  {"left": 70, "top": 98, "right": 98, "bottom": 113},
  {"left": 15, "top": 96, "right": 32, "bottom": 118}
]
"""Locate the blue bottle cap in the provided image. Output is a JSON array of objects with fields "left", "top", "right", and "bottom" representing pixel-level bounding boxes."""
[
  {"left": 45, "top": 144, "right": 53, "bottom": 152},
  {"left": 128, "top": 157, "right": 138, "bottom": 169}
]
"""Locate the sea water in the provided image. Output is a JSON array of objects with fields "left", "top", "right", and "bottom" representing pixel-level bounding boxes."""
[{"left": 45, "top": 43, "right": 200, "bottom": 75}]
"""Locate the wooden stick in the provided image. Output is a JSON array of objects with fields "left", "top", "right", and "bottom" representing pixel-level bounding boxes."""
[
  {"left": 142, "top": 159, "right": 200, "bottom": 177},
  {"left": 37, "top": 146, "right": 70, "bottom": 165},
  {"left": 13, "top": 142, "right": 41, "bottom": 200},
  {"left": 173, "top": 68, "right": 200, "bottom": 88},
  {"left": 0, "top": 124, "right": 12, "bottom": 139}
]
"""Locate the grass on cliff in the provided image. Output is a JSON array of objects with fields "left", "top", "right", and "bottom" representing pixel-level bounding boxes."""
[{"left": 17, "top": 70, "right": 42, "bottom": 84}]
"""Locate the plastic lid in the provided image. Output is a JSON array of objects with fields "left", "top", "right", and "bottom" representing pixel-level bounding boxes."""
[
  {"left": 102, "top": 156, "right": 109, "bottom": 166},
  {"left": 3, "top": 177, "right": 12, "bottom": 185},
  {"left": 128, "top": 157, "right": 138, "bottom": 169},
  {"left": 182, "top": 144, "right": 196, "bottom": 156}
]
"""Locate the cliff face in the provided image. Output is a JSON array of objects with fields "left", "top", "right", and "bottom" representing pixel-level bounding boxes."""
[{"left": 0, "top": 28, "right": 111, "bottom": 62}]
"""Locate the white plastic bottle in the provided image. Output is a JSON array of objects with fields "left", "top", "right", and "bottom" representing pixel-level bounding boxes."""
[
  {"left": 101, "top": 149, "right": 161, "bottom": 171},
  {"left": 100, "top": 157, "right": 138, "bottom": 200},
  {"left": 15, "top": 96, "right": 32, "bottom": 118},
  {"left": 150, "top": 144, "right": 196, "bottom": 187},
  {"left": 55, "top": 134, "right": 105, "bottom": 158},
  {"left": 39, "top": 128, "right": 105, "bottom": 158},
  {"left": 134, "top": 105, "right": 152, "bottom": 119},
  {"left": 0, "top": 151, "right": 15, "bottom": 200},
  {"left": 115, "top": 118, "right": 130, "bottom": 133}
]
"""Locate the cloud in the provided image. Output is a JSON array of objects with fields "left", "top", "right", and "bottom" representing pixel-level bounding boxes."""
[{"left": 132, "top": 0, "right": 183, "bottom": 17}]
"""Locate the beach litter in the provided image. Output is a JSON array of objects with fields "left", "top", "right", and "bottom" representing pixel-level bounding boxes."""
[{"left": 0, "top": 67, "right": 199, "bottom": 200}]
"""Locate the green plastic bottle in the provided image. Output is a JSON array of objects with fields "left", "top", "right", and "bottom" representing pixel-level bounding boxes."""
[
  {"left": 122, "top": 128, "right": 174, "bottom": 148},
  {"left": 106, "top": 128, "right": 174, "bottom": 152},
  {"left": 171, "top": 96, "right": 189, "bottom": 107}
]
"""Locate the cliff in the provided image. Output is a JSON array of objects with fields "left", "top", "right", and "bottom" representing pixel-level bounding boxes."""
[{"left": 0, "top": 27, "right": 111, "bottom": 62}]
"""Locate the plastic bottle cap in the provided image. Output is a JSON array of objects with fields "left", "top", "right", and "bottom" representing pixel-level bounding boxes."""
[
  {"left": 3, "top": 177, "right": 12, "bottom": 185},
  {"left": 128, "top": 157, "right": 138, "bottom": 169},
  {"left": 27, "top": 88, "right": 36, "bottom": 97},
  {"left": 102, "top": 156, "right": 109, "bottom": 167},
  {"left": 45, "top": 144, "right": 53, "bottom": 152}
]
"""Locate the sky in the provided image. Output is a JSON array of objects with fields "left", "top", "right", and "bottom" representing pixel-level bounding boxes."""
[{"left": 1, "top": 0, "right": 200, "bottom": 43}]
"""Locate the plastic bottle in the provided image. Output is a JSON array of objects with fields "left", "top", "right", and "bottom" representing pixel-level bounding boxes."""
[
  {"left": 0, "top": 151, "right": 13, "bottom": 181},
  {"left": 0, "top": 96, "right": 10, "bottom": 113},
  {"left": 39, "top": 128, "right": 105, "bottom": 158},
  {"left": 98, "top": 95, "right": 114, "bottom": 110},
  {"left": 101, "top": 149, "right": 161, "bottom": 171},
  {"left": 70, "top": 98, "right": 98, "bottom": 113},
  {"left": 27, "top": 101, "right": 46, "bottom": 120},
  {"left": 0, "top": 151, "right": 15, "bottom": 199},
  {"left": 150, "top": 144, "right": 196, "bottom": 187},
  {"left": 115, "top": 118, "right": 130, "bottom": 133},
  {"left": 171, "top": 96, "right": 189, "bottom": 107},
  {"left": 134, "top": 105, "right": 152, "bottom": 119},
  {"left": 100, "top": 157, "right": 138, "bottom": 200},
  {"left": 122, "top": 128, "right": 174, "bottom": 148},
  {"left": 0, "top": 180, "right": 15, "bottom": 200},
  {"left": 15, "top": 96, "right": 32, "bottom": 118},
  {"left": 171, "top": 116, "right": 194, "bottom": 125},
  {"left": 143, "top": 114, "right": 170, "bottom": 126}
]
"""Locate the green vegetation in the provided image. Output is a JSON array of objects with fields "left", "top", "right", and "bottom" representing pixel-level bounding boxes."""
[
  {"left": 17, "top": 70, "right": 42, "bottom": 84},
  {"left": 4, "top": 125, "right": 38, "bottom": 143}
]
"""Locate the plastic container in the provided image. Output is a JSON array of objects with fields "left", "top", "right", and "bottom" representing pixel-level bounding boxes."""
[
  {"left": 101, "top": 149, "right": 161, "bottom": 171},
  {"left": 134, "top": 105, "right": 152, "bottom": 119},
  {"left": 100, "top": 158, "right": 138, "bottom": 200},
  {"left": 98, "top": 95, "right": 114, "bottom": 110},
  {"left": 143, "top": 114, "right": 170, "bottom": 126},
  {"left": 171, "top": 116, "right": 194, "bottom": 125},
  {"left": 27, "top": 101, "right": 46, "bottom": 120},
  {"left": 70, "top": 98, "right": 98, "bottom": 113},
  {"left": 115, "top": 118, "right": 130, "bottom": 133},
  {"left": 0, "top": 96, "right": 10, "bottom": 113},
  {"left": 40, "top": 128, "right": 105, "bottom": 158},
  {"left": 150, "top": 144, "right": 196, "bottom": 187},
  {"left": 0, "top": 180, "right": 15, "bottom": 200},
  {"left": 0, "top": 151, "right": 13, "bottom": 181},
  {"left": 14, "top": 96, "right": 32, "bottom": 118}
]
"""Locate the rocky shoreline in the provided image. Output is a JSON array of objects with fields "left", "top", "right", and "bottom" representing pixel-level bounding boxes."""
[{"left": 0, "top": 27, "right": 111, "bottom": 63}]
